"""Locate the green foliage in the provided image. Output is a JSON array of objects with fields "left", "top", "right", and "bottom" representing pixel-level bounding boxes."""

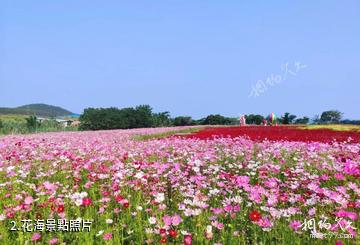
[
  {"left": 294, "top": 117, "right": 310, "bottom": 124},
  {"left": 152, "top": 111, "right": 172, "bottom": 127},
  {"left": 0, "top": 119, "right": 3, "bottom": 129},
  {"left": 173, "top": 116, "right": 193, "bottom": 126},
  {"left": 79, "top": 105, "right": 172, "bottom": 130},
  {"left": 38, "top": 119, "right": 67, "bottom": 132},
  {"left": 25, "top": 116, "right": 39, "bottom": 132},
  {"left": 0, "top": 116, "right": 78, "bottom": 135},
  {"left": 134, "top": 105, "right": 153, "bottom": 128},
  {"left": 245, "top": 114, "right": 264, "bottom": 125},
  {"left": 0, "top": 120, "right": 26, "bottom": 134},
  {"left": 341, "top": 119, "right": 360, "bottom": 125},
  {"left": 203, "top": 114, "right": 231, "bottom": 125},
  {"left": 320, "top": 110, "right": 343, "bottom": 123},
  {"left": 133, "top": 127, "right": 200, "bottom": 141},
  {"left": 281, "top": 112, "right": 297, "bottom": 124}
]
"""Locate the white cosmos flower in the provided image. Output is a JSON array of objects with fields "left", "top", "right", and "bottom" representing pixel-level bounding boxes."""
[
  {"left": 145, "top": 228, "right": 154, "bottom": 234},
  {"left": 75, "top": 199, "right": 82, "bottom": 206},
  {"left": 184, "top": 209, "right": 193, "bottom": 216},
  {"left": 80, "top": 192, "right": 88, "bottom": 198},
  {"left": 148, "top": 217, "right": 157, "bottom": 225},
  {"left": 135, "top": 172, "right": 144, "bottom": 179},
  {"left": 154, "top": 193, "right": 165, "bottom": 203},
  {"left": 192, "top": 167, "right": 200, "bottom": 173},
  {"left": 0, "top": 214, "right": 6, "bottom": 221}
]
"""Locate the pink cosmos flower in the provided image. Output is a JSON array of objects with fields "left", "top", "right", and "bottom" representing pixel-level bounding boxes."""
[
  {"left": 289, "top": 220, "right": 302, "bottom": 231},
  {"left": 211, "top": 208, "right": 223, "bottom": 215},
  {"left": 172, "top": 214, "right": 182, "bottom": 226},
  {"left": 344, "top": 160, "right": 360, "bottom": 176},
  {"left": 31, "top": 233, "right": 41, "bottom": 241},
  {"left": 236, "top": 175, "right": 250, "bottom": 187},
  {"left": 308, "top": 207, "right": 316, "bottom": 216},
  {"left": 163, "top": 214, "right": 182, "bottom": 226},
  {"left": 211, "top": 220, "right": 224, "bottom": 230},
  {"left": 163, "top": 215, "right": 172, "bottom": 226},
  {"left": 184, "top": 234, "right": 192, "bottom": 245},
  {"left": 334, "top": 210, "right": 358, "bottom": 221},
  {"left": 49, "top": 237, "right": 59, "bottom": 244},
  {"left": 258, "top": 217, "right": 272, "bottom": 228},
  {"left": 233, "top": 205, "right": 240, "bottom": 212},
  {"left": 103, "top": 233, "right": 112, "bottom": 240},
  {"left": 224, "top": 205, "right": 233, "bottom": 213},
  {"left": 43, "top": 181, "right": 57, "bottom": 192},
  {"left": 334, "top": 173, "right": 345, "bottom": 180},
  {"left": 24, "top": 196, "right": 33, "bottom": 205}
]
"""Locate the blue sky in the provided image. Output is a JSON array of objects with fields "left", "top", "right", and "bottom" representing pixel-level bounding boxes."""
[{"left": 1, "top": 1, "right": 359, "bottom": 119}]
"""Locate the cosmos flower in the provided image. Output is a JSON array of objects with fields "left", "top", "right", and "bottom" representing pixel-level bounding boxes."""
[
  {"left": 82, "top": 197, "right": 92, "bottom": 207},
  {"left": 249, "top": 210, "right": 262, "bottom": 222},
  {"left": 103, "top": 233, "right": 112, "bottom": 241},
  {"left": 31, "top": 233, "right": 41, "bottom": 241}
]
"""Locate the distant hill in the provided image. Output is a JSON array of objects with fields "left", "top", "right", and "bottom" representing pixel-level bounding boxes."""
[{"left": 0, "top": 104, "right": 73, "bottom": 118}]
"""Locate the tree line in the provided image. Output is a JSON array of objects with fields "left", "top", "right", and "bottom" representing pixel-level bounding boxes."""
[
  {"left": 0, "top": 108, "right": 358, "bottom": 134},
  {"left": 76, "top": 106, "right": 359, "bottom": 131}
]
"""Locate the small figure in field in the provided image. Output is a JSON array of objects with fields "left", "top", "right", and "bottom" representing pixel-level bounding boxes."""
[
  {"left": 263, "top": 119, "right": 268, "bottom": 126},
  {"left": 240, "top": 115, "right": 246, "bottom": 126}
]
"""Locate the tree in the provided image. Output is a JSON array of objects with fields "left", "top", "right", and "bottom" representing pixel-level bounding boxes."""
[
  {"left": 281, "top": 112, "right": 297, "bottom": 124},
  {"left": 134, "top": 105, "right": 153, "bottom": 128},
  {"left": 341, "top": 119, "right": 360, "bottom": 125},
  {"left": 245, "top": 114, "right": 264, "bottom": 125},
  {"left": 312, "top": 114, "right": 320, "bottom": 125},
  {"left": 79, "top": 107, "right": 125, "bottom": 130},
  {"left": 0, "top": 119, "right": 3, "bottom": 129},
  {"left": 294, "top": 117, "right": 309, "bottom": 124},
  {"left": 203, "top": 114, "right": 231, "bottom": 125},
  {"left": 152, "top": 112, "right": 172, "bottom": 127},
  {"left": 320, "top": 110, "right": 343, "bottom": 123},
  {"left": 79, "top": 105, "right": 178, "bottom": 130},
  {"left": 25, "top": 116, "right": 39, "bottom": 132},
  {"left": 173, "top": 116, "right": 193, "bottom": 126}
]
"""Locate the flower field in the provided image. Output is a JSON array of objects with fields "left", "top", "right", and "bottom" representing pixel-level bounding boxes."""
[{"left": 0, "top": 126, "right": 359, "bottom": 244}]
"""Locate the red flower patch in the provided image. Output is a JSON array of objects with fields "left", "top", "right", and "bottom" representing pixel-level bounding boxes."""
[{"left": 181, "top": 126, "right": 360, "bottom": 143}]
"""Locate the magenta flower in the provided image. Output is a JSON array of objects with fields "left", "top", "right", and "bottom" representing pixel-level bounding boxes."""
[
  {"left": 103, "top": 233, "right": 112, "bottom": 241},
  {"left": 289, "top": 220, "right": 302, "bottom": 231},
  {"left": 31, "top": 233, "right": 41, "bottom": 241},
  {"left": 82, "top": 197, "right": 92, "bottom": 207},
  {"left": 184, "top": 234, "right": 192, "bottom": 245},
  {"left": 49, "top": 237, "right": 59, "bottom": 244}
]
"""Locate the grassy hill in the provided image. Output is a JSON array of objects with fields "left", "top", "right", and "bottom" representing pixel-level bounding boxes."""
[{"left": 0, "top": 104, "right": 73, "bottom": 118}]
